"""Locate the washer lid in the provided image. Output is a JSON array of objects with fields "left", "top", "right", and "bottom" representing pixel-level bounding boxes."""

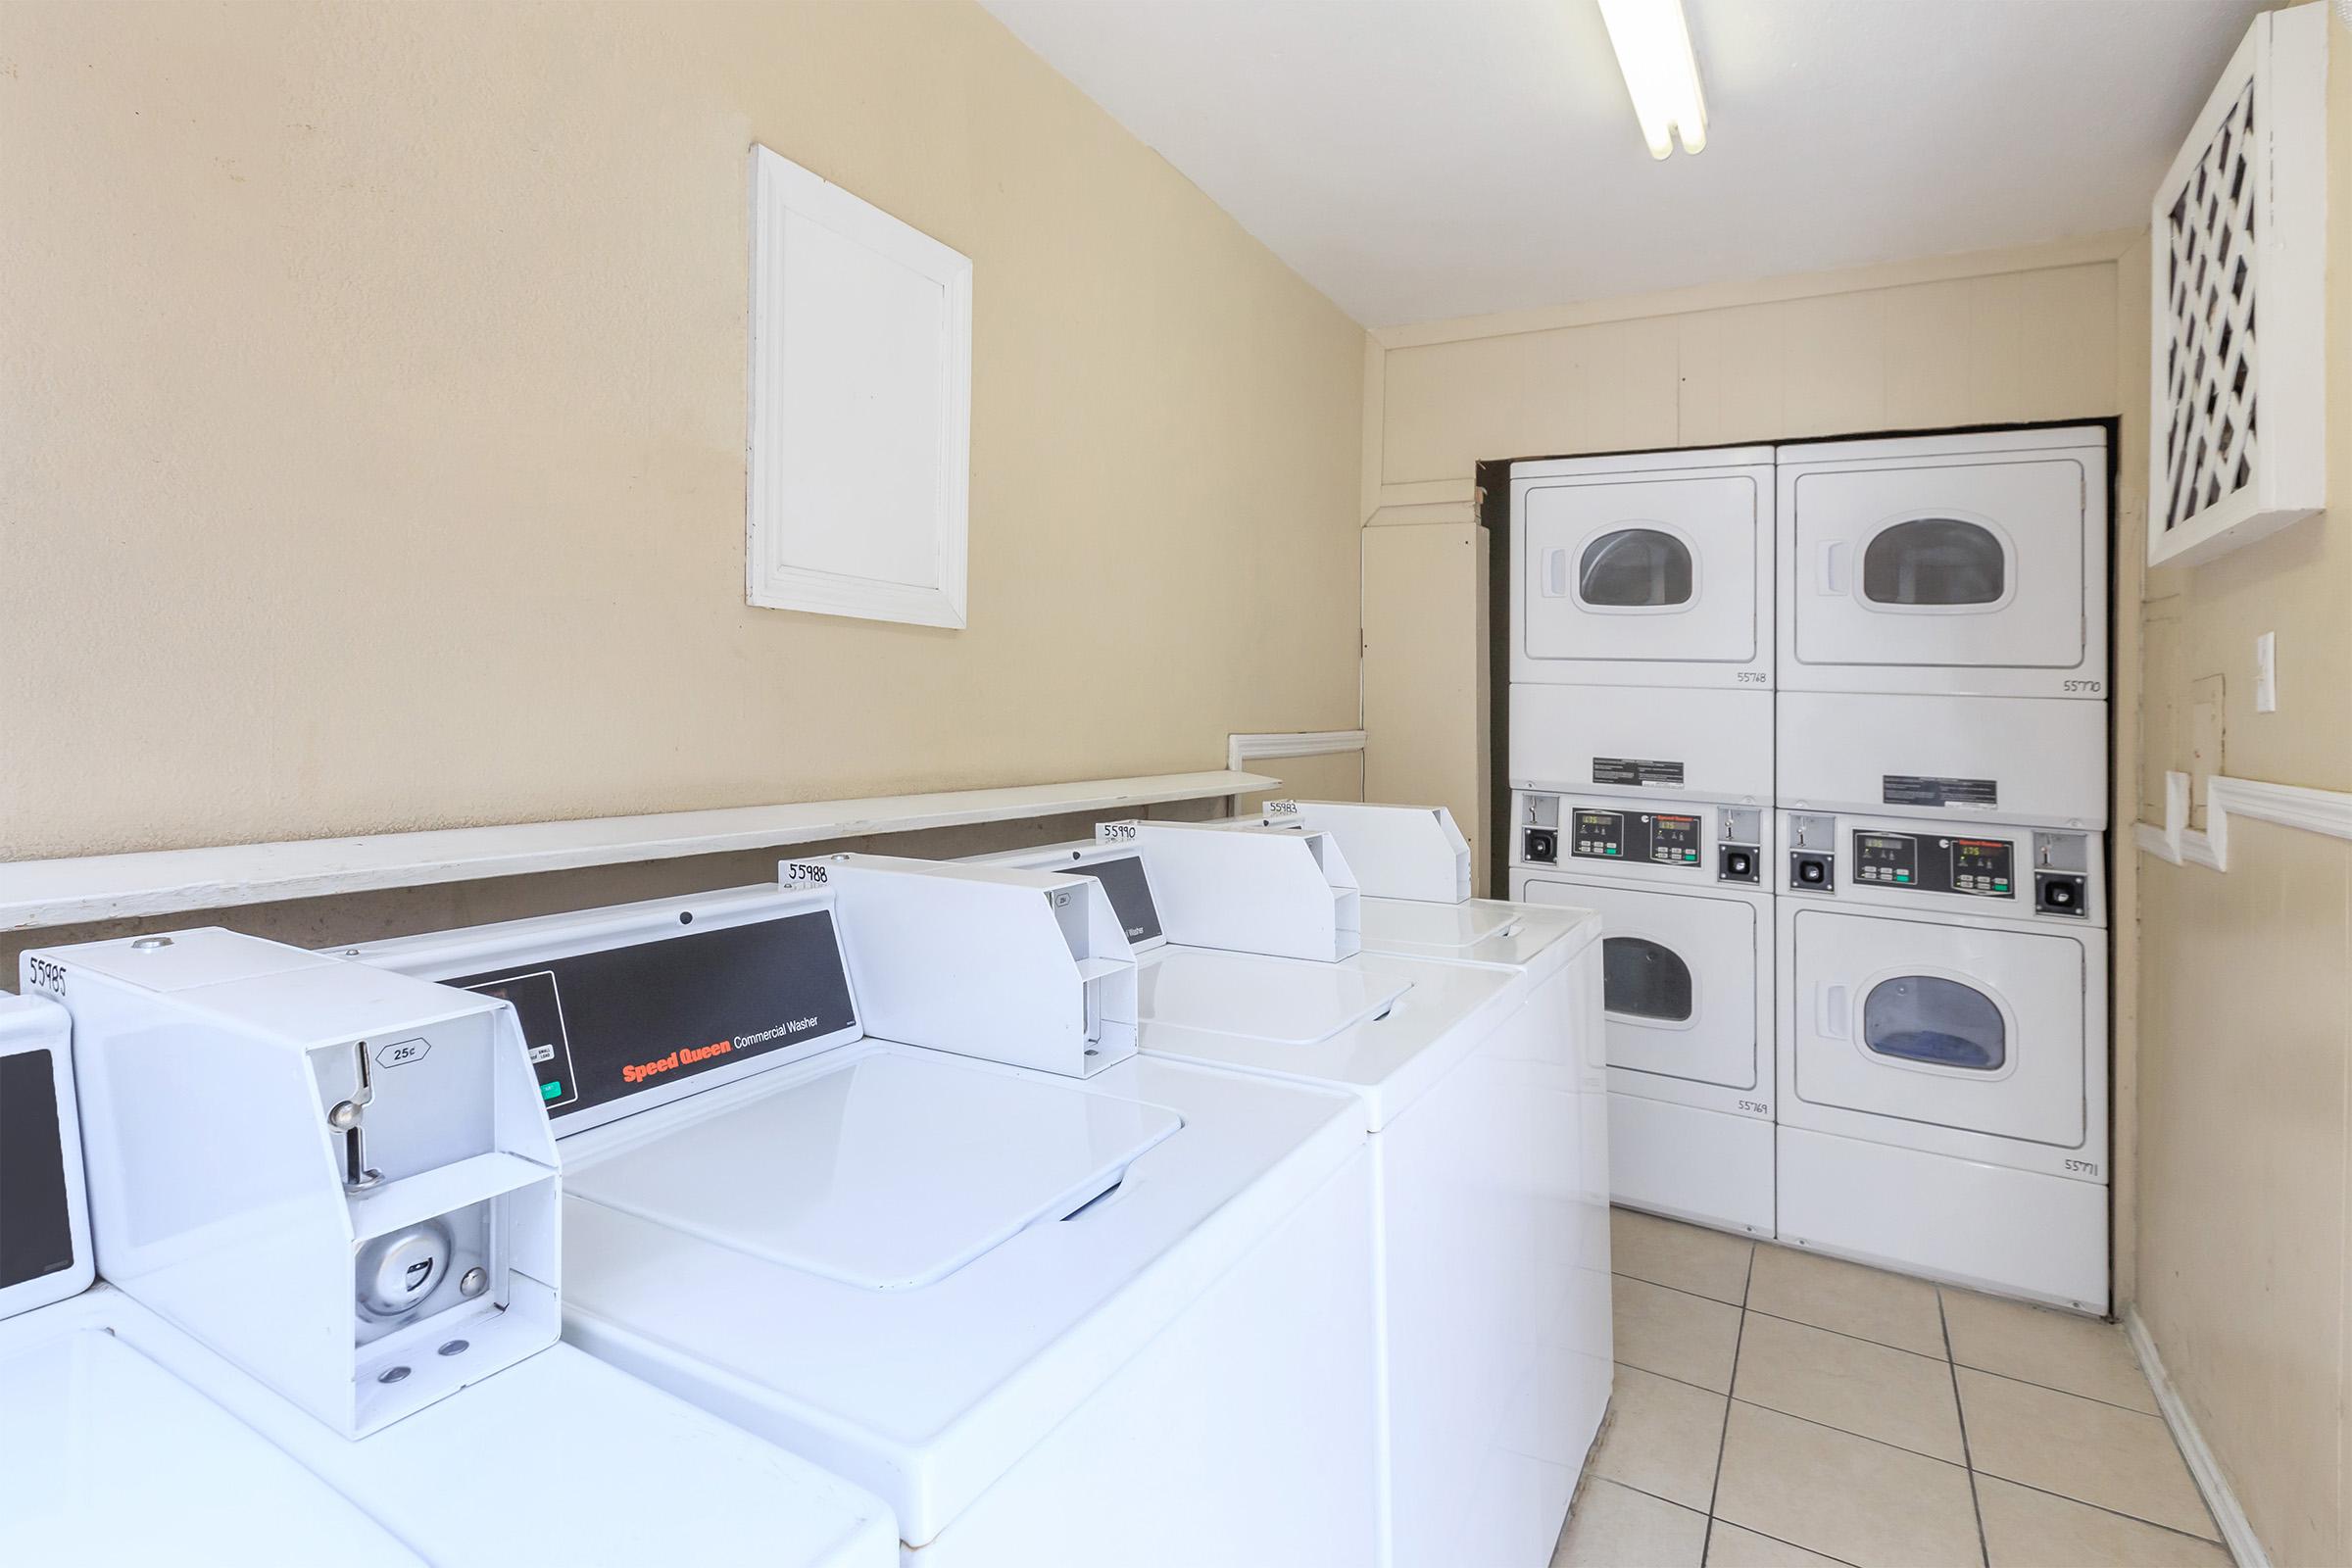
[
  {"left": 1359, "top": 900, "right": 1522, "bottom": 951},
  {"left": 0, "top": 1326, "right": 423, "bottom": 1566},
  {"left": 566, "top": 1050, "right": 1181, "bottom": 1290},
  {"left": 1140, "top": 948, "right": 1412, "bottom": 1044}
]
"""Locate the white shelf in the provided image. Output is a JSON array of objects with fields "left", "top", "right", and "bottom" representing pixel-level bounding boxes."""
[{"left": 1, "top": 770, "right": 1277, "bottom": 932}]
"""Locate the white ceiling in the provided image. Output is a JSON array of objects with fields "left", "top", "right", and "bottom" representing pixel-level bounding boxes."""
[{"left": 981, "top": 0, "right": 2269, "bottom": 327}]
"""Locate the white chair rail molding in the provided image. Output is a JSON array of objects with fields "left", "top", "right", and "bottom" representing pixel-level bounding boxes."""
[{"left": 2136, "top": 769, "right": 2352, "bottom": 872}]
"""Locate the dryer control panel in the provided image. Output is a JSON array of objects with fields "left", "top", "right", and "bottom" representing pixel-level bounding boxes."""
[
  {"left": 1851, "top": 830, "right": 2015, "bottom": 899},
  {"left": 1570, "top": 808, "right": 1701, "bottom": 867},
  {"left": 1777, "top": 811, "right": 2106, "bottom": 925},
  {"left": 1515, "top": 792, "right": 1764, "bottom": 884}
]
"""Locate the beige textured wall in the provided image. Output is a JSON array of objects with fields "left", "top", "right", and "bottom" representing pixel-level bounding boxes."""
[
  {"left": 2129, "top": 13, "right": 2352, "bottom": 1563},
  {"left": 1360, "top": 240, "right": 2129, "bottom": 894},
  {"left": 0, "top": 0, "right": 1364, "bottom": 862},
  {"left": 1363, "top": 514, "right": 1487, "bottom": 887}
]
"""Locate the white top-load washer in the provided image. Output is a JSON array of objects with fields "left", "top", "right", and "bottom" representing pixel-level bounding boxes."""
[
  {"left": 967, "top": 820, "right": 1609, "bottom": 1568},
  {"left": 336, "top": 858, "right": 1384, "bottom": 1568},
  {"left": 1776, "top": 811, "right": 2110, "bottom": 1313},
  {"left": 1217, "top": 798, "right": 1600, "bottom": 977},
  {"left": 1775, "top": 425, "right": 2110, "bottom": 829},
  {"left": 0, "top": 981, "right": 894, "bottom": 1568}
]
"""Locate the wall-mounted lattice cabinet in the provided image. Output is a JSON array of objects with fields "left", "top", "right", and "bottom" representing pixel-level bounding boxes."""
[{"left": 2148, "top": 3, "right": 2327, "bottom": 570}]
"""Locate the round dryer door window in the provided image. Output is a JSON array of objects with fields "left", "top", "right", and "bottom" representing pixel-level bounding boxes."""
[
  {"left": 1862, "top": 975, "right": 2006, "bottom": 1070},
  {"left": 1580, "top": 528, "right": 1693, "bottom": 609},
  {"left": 1861, "top": 518, "right": 2006, "bottom": 608},
  {"left": 1602, "top": 936, "right": 1694, "bottom": 1023}
]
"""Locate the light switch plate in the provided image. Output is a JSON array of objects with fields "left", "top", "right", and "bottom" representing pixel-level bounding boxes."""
[{"left": 2255, "top": 633, "right": 2278, "bottom": 713}]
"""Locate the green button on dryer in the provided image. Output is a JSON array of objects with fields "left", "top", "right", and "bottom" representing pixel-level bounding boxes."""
[{"left": 541, "top": 1080, "right": 564, "bottom": 1102}]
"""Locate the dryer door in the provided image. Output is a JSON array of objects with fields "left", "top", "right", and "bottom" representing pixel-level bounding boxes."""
[
  {"left": 1788, "top": 907, "right": 2086, "bottom": 1146},
  {"left": 1520, "top": 877, "right": 1760, "bottom": 1092},
  {"left": 1786, "top": 455, "right": 2091, "bottom": 675},
  {"left": 1518, "top": 467, "right": 1766, "bottom": 679}
]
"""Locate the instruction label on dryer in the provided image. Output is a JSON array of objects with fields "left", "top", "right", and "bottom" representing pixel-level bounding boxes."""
[
  {"left": 1592, "top": 757, "right": 1686, "bottom": 789},
  {"left": 1882, "top": 774, "right": 1998, "bottom": 809}
]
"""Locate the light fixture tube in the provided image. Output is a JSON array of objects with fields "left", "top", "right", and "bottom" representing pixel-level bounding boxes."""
[{"left": 1597, "top": 0, "right": 1708, "bottom": 159}]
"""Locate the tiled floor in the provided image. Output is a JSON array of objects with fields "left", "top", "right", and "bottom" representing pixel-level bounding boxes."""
[{"left": 1552, "top": 1208, "right": 2230, "bottom": 1568}]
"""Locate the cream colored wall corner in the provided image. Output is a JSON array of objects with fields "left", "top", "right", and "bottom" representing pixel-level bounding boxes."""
[
  {"left": 2111, "top": 234, "right": 2150, "bottom": 1315},
  {"left": 1358, "top": 235, "right": 2132, "bottom": 888},
  {"left": 2125, "top": 11, "right": 2352, "bottom": 1564},
  {"left": 0, "top": 0, "right": 1364, "bottom": 862}
]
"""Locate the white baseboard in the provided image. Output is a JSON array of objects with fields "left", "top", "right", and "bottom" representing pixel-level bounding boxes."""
[{"left": 2124, "top": 1306, "right": 2270, "bottom": 1568}]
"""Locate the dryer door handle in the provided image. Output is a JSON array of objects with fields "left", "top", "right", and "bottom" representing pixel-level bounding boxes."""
[
  {"left": 1817, "top": 983, "right": 1850, "bottom": 1040},
  {"left": 1819, "top": 541, "right": 1848, "bottom": 596},
  {"left": 1544, "top": 547, "right": 1570, "bottom": 598}
]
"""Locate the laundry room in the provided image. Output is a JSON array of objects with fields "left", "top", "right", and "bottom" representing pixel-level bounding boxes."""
[{"left": 0, "top": 2, "right": 2343, "bottom": 1566}]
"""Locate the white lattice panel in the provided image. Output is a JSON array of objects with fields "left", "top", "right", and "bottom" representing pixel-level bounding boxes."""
[{"left": 2148, "top": 4, "right": 2326, "bottom": 569}]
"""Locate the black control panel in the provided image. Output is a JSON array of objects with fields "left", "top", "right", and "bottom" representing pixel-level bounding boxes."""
[
  {"left": 1065, "top": 854, "right": 1163, "bottom": 945},
  {"left": 1850, "top": 830, "right": 2015, "bottom": 899},
  {"left": 1571, "top": 808, "right": 1702, "bottom": 867},
  {"left": 0, "top": 1050, "right": 75, "bottom": 1291},
  {"left": 446, "top": 911, "right": 858, "bottom": 1119}
]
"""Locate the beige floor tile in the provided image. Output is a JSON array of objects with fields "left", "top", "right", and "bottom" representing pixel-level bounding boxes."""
[
  {"left": 1704, "top": 1521, "right": 1852, "bottom": 1567},
  {"left": 1958, "top": 1368, "right": 2218, "bottom": 1541},
  {"left": 1613, "top": 1275, "right": 1744, "bottom": 1394},
  {"left": 1589, "top": 1363, "right": 1730, "bottom": 1509},
  {"left": 1712, "top": 1401, "right": 1980, "bottom": 1567},
  {"left": 1745, "top": 1246, "right": 1946, "bottom": 1358},
  {"left": 1551, "top": 1477, "right": 1708, "bottom": 1568},
  {"left": 1731, "top": 1312, "right": 1965, "bottom": 1461},
  {"left": 1941, "top": 1288, "right": 2158, "bottom": 1413},
  {"left": 1976, "top": 1475, "right": 2231, "bottom": 1567},
  {"left": 1613, "top": 1206, "right": 1755, "bottom": 1305}
]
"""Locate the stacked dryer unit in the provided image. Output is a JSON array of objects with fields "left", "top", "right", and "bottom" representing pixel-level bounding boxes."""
[
  {"left": 1507, "top": 446, "right": 1780, "bottom": 1239},
  {"left": 1508, "top": 426, "right": 2113, "bottom": 1313},
  {"left": 1774, "top": 427, "right": 2110, "bottom": 1314}
]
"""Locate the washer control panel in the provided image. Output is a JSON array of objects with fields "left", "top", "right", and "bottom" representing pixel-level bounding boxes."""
[{"left": 1851, "top": 830, "right": 2015, "bottom": 899}]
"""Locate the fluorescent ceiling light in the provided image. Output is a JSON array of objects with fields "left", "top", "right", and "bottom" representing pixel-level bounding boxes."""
[{"left": 1597, "top": 0, "right": 1708, "bottom": 159}]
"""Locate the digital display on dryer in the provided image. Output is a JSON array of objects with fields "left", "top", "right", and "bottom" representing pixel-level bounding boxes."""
[
  {"left": 1845, "top": 830, "right": 2015, "bottom": 899},
  {"left": 1645, "top": 813, "right": 1701, "bottom": 866},
  {"left": 1854, "top": 833, "right": 1918, "bottom": 886},
  {"left": 1572, "top": 810, "right": 1626, "bottom": 859},
  {"left": 1948, "top": 839, "right": 2013, "bottom": 896}
]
